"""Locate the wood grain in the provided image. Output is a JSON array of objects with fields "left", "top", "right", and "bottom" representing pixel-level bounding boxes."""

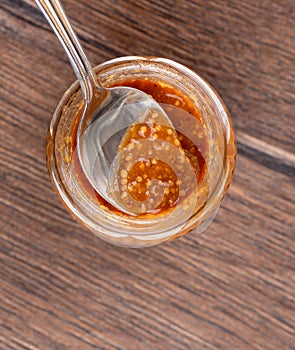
[{"left": 1, "top": 0, "right": 294, "bottom": 349}]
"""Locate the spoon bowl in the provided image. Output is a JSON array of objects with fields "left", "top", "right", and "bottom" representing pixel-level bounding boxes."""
[{"left": 77, "top": 85, "right": 174, "bottom": 214}]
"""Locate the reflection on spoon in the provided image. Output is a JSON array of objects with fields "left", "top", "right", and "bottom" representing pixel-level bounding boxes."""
[{"left": 107, "top": 108, "right": 198, "bottom": 216}]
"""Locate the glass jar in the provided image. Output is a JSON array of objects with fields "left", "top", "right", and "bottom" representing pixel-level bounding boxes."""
[{"left": 46, "top": 56, "right": 236, "bottom": 247}]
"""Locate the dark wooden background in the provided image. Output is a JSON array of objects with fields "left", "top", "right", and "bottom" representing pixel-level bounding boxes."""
[{"left": 1, "top": 0, "right": 294, "bottom": 349}]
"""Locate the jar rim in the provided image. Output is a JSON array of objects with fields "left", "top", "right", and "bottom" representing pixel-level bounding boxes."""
[{"left": 47, "top": 56, "right": 235, "bottom": 244}]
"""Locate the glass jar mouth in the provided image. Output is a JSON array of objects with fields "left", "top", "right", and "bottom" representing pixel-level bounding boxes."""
[{"left": 47, "top": 56, "right": 235, "bottom": 245}]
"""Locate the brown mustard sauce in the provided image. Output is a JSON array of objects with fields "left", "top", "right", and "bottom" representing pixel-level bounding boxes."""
[{"left": 71, "top": 79, "right": 208, "bottom": 216}]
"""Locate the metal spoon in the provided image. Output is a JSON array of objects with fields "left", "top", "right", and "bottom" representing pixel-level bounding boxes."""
[{"left": 35, "top": 0, "right": 173, "bottom": 213}]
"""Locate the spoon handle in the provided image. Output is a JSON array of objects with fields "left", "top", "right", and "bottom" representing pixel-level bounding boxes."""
[{"left": 35, "top": 0, "right": 99, "bottom": 102}]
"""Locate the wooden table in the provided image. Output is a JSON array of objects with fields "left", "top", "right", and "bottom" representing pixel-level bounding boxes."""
[{"left": 1, "top": 1, "right": 294, "bottom": 349}]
